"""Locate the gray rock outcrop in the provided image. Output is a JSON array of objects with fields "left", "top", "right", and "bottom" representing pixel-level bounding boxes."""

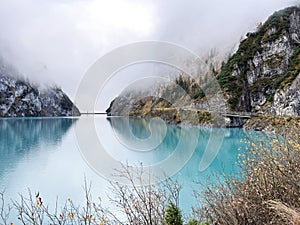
[{"left": 0, "top": 60, "right": 80, "bottom": 117}]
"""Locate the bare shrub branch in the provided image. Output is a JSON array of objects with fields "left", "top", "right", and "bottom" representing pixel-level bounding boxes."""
[
  {"left": 0, "top": 190, "right": 12, "bottom": 225},
  {"left": 193, "top": 130, "right": 300, "bottom": 225},
  {"left": 109, "top": 163, "right": 182, "bottom": 225}
]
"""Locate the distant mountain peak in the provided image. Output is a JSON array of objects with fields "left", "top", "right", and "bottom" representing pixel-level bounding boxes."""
[{"left": 0, "top": 58, "right": 80, "bottom": 117}]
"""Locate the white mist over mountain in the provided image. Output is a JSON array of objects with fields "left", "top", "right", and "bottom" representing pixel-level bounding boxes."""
[{"left": 0, "top": 0, "right": 297, "bottom": 111}]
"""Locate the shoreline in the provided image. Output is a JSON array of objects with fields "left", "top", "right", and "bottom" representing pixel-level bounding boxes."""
[
  {"left": 1, "top": 112, "right": 298, "bottom": 134},
  {"left": 108, "top": 108, "right": 300, "bottom": 133}
]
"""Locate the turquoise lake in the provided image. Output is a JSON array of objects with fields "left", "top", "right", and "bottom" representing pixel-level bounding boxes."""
[{"left": 0, "top": 116, "right": 266, "bottom": 215}]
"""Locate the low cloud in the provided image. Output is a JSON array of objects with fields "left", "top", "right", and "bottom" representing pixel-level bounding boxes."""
[{"left": 0, "top": 0, "right": 297, "bottom": 110}]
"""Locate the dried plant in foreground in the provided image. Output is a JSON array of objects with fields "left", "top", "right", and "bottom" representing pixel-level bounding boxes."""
[
  {"left": 0, "top": 165, "right": 183, "bottom": 225},
  {"left": 109, "top": 163, "right": 182, "bottom": 225},
  {"left": 4, "top": 179, "right": 114, "bottom": 225},
  {"left": 193, "top": 129, "right": 300, "bottom": 225},
  {"left": 266, "top": 200, "right": 300, "bottom": 225}
]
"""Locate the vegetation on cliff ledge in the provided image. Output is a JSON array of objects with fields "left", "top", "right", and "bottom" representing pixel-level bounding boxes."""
[
  {"left": 244, "top": 114, "right": 300, "bottom": 133},
  {"left": 217, "top": 6, "right": 300, "bottom": 111}
]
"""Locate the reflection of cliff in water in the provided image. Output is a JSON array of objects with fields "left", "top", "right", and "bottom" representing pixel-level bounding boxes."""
[
  {"left": 107, "top": 117, "right": 181, "bottom": 154},
  {"left": 106, "top": 117, "right": 265, "bottom": 177},
  {"left": 0, "top": 118, "right": 77, "bottom": 177}
]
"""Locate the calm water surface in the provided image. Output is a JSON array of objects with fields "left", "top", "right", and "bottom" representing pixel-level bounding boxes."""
[{"left": 0, "top": 116, "right": 265, "bottom": 215}]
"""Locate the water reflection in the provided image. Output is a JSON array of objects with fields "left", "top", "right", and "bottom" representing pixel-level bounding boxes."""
[
  {"left": 105, "top": 117, "right": 258, "bottom": 211},
  {"left": 0, "top": 115, "right": 266, "bottom": 214},
  {"left": 0, "top": 118, "right": 77, "bottom": 178},
  {"left": 106, "top": 117, "right": 250, "bottom": 178}
]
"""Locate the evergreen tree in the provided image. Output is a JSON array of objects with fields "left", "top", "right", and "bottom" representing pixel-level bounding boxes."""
[{"left": 165, "top": 202, "right": 183, "bottom": 225}]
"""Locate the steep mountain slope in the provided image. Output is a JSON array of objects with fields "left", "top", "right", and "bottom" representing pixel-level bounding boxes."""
[
  {"left": 107, "top": 6, "right": 300, "bottom": 119},
  {"left": 217, "top": 6, "right": 300, "bottom": 115},
  {"left": 0, "top": 59, "right": 80, "bottom": 117}
]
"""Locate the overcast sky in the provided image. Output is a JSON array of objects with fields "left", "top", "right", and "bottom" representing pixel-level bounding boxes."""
[{"left": 0, "top": 0, "right": 297, "bottom": 111}]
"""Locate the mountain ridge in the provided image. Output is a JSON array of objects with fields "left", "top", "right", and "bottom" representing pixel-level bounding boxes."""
[
  {"left": 0, "top": 59, "right": 80, "bottom": 117},
  {"left": 107, "top": 6, "right": 300, "bottom": 124},
  {"left": 217, "top": 6, "right": 300, "bottom": 114}
]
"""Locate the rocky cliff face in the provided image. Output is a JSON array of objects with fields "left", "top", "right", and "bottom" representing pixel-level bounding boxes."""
[
  {"left": 108, "top": 6, "right": 300, "bottom": 120},
  {"left": 39, "top": 87, "right": 80, "bottom": 117},
  {"left": 218, "top": 6, "right": 300, "bottom": 115},
  {"left": 271, "top": 74, "right": 300, "bottom": 116},
  {"left": 0, "top": 61, "right": 80, "bottom": 117}
]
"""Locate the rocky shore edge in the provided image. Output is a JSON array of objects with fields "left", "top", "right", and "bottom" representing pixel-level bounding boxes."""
[{"left": 107, "top": 106, "right": 299, "bottom": 133}]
